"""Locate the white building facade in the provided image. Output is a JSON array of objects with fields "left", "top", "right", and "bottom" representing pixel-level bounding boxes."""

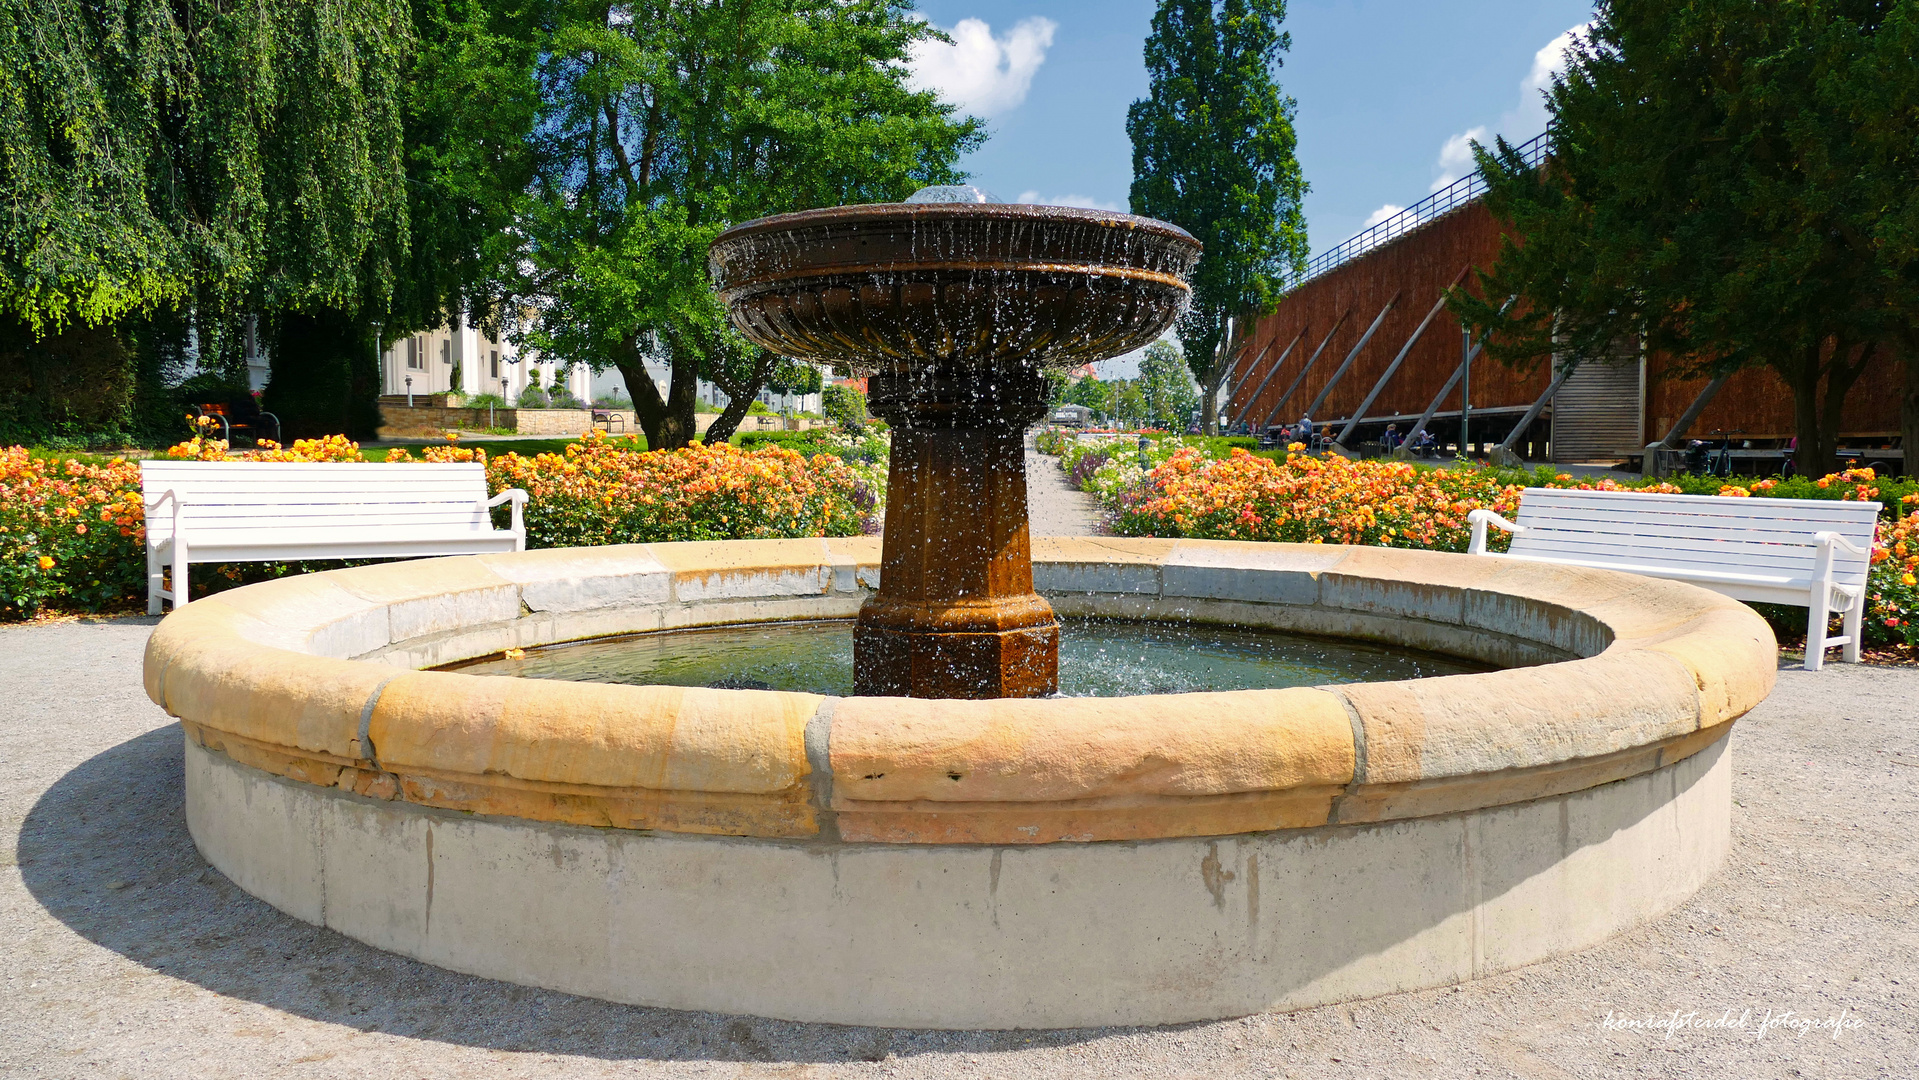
[{"left": 378, "top": 318, "right": 826, "bottom": 416}]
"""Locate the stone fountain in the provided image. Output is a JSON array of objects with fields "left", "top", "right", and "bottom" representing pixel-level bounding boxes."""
[
  {"left": 708, "top": 189, "right": 1200, "bottom": 698},
  {"left": 139, "top": 190, "right": 1773, "bottom": 1030}
]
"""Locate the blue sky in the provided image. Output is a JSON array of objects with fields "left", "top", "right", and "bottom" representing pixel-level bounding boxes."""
[{"left": 910, "top": 0, "right": 1598, "bottom": 257}]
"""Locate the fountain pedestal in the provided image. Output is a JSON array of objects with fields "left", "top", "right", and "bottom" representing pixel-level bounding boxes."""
[{"left": 855, "top": 367, "right": 1057, "bottom": 698}]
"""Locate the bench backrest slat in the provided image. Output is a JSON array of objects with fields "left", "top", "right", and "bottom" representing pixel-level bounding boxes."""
[
  {"left": 1509, "top": 488, "right": 1879, "bottom": 587},
  {"left": 139, "top": 461, "right": 498, "bottom": 545}
]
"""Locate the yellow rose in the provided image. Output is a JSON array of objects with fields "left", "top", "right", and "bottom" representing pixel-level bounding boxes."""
[{"left": 37, "top": 555, "right": 55, "bottom": 570}]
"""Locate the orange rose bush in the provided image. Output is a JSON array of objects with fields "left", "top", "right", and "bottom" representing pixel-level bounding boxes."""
[{"left": 2, "top": 430, "right": 882, "bottom": 619}]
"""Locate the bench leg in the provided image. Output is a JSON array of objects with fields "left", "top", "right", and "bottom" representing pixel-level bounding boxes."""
[
  {"left": 1804, "top": 600, "right": 1829, "bottom": 672},
  {"left": 1842, "top": 592, "right": 1864, "bottom": 664},
  {"left": 147, "top": 544, "right": 163, "bottom": 615}
]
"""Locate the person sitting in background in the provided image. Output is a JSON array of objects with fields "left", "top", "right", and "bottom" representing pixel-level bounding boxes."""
[
  {"left": 1380, "top": 423, "right": 1402, "bottom": 451},
  {"left": 1410, "top": 429, "right": 1438, "bottom": 458}
]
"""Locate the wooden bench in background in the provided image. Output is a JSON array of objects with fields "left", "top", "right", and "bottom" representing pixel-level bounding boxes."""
[
  {"left": 140, "top": 461, "right": 528, "bottom": 613},
  {"left": 1469, "top": 488, "right": 1880, "bottom": 670}
]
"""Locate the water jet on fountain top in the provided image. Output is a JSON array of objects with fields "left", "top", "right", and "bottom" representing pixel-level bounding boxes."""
[{"left": 709, "top": 189, "right": 1201, "bottom": 700}]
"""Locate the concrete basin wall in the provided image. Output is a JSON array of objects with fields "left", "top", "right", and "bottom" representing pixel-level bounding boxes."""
[{"left": 144, "top": 538, "right": 1776, "bottom": 1028}]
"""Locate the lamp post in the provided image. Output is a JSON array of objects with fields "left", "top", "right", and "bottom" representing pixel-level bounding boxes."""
[
  {"left": 405, "top": 375, "right": 413, "bottom": 408},
  {"left": 1460, "top": 327, "right": 1472, "bottom": 461}
]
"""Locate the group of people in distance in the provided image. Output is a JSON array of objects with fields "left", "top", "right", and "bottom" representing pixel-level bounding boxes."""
[{"left": 1273, "top": 417, "right": 1441, "bottom": 458}]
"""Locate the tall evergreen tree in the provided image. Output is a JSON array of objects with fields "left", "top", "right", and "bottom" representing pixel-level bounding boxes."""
[
  {"left": 1450, "top": 0, "right": 1919, "bottom": 477},
  {"left": 494, "top": 0, "right": 982, "bottom": 450},
  {"left": 1127, "top": 0, "right": 1308, "bottom": 435}
]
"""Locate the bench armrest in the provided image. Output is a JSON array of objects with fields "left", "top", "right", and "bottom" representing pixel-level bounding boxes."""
[
  {"left": 144, "top": 488, "right": 182, "bottom": 547},
  {"left": 487, "top": 488, "right": 530, "bottom": 546},
  {"left": 1813, "top": 530, "right": 1868, "bottom": 557},
  {"left": 1466, "top": 508, "right": 1524, "bottom": 556}
]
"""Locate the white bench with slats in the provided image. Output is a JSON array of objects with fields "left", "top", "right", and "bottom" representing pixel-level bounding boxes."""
[
  {"left": 140, "top": 461, "right": 528, "bottom": 613},
  {"left": 1468, "top": 488, "right": 1881, "bottom": 670}
]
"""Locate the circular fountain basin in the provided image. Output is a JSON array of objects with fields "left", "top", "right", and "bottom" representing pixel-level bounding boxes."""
[{"left": 144, "top": 537, "right": 1775, "bottom": 1029}]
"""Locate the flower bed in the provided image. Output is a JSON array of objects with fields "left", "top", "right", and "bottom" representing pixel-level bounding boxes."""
[
  {"left": 1, "top": 431, "right": 883, "bottom": 619},
  {"left": 1045, "top": 436, "right": 1918, "bottom": 651}
]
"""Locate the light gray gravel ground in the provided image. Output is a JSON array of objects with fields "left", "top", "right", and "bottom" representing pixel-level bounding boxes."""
[
  {"left": 1026, "top": 434, "right": 1108, "bottom": 537},
  {"left": 4, "top": 618, "right": 1916, "bottom": 1080}
]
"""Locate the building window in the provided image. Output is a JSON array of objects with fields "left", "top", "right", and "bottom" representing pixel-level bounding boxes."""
[
  {"left": 490, "top": 350, "right": 499, "bottom": 379},
  {"left": 406, "top": 337, "right": 424, "bottom": 370},
  {"left": 441, "top": 340, "right": 450, "bottom": 366}
]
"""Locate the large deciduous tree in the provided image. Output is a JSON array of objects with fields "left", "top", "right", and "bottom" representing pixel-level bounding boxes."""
[
  {"left": 1127, "top": 0, "right": 1308, "bottom": 435},
  {"left": 502, "top": 0, "right": 982, "bottom": 450},
  {"left": 1, "top": 0, "right": 422, "bottom": 440},
  {"left": 1449, "top": 0, "right": 1919, "bottom": 477}
]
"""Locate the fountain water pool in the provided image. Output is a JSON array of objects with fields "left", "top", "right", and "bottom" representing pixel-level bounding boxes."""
[{"left": 443, "top": 617, "right": 1489, "bottom": 696}]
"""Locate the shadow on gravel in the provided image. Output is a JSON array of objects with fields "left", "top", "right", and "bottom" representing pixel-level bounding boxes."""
[{"left": 15, "top": 727, "right": 1121, "bottom": 1064}]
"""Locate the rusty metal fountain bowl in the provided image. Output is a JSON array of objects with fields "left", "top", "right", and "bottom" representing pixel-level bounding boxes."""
[
  {"left": 708, "top": 201, "right": 1201, "bottom": 375},
  {"left": 711, "top": 199, "right": 1202, "bottom": 700}
]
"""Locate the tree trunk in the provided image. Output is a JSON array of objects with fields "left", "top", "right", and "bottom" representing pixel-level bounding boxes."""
[
  {"left": 614, "top": 334, "right": 700, "bottom": 450},
  {"left": 704, "top": 394, "right": 757, "bottom": 445},
  {"left": 704, "top": 352, "right": 778, "bottom": 445},
  {"left": 1200, "top": 363, "right": 1226, "bottom": 436},
  {"left": 1789, "top": 339, "right": 1871, "bottom": 480},
  {"left": 1791, "top": 345, "right": 1825, "bottom": 478},
  {"left": 1903, "top": 344, "right": 1918, "bottom": 480}
]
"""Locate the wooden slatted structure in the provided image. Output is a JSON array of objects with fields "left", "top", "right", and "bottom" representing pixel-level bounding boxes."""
[{"left": 140, "top": 461, "right": 527, "bottom": 612}]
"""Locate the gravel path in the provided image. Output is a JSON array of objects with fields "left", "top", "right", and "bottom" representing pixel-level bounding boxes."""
[
  {"left": 4, "top": 618, "right": 1915, "bottom": 1079},
  {"left": 1026, "top": 433, "right": 1107, "bottom": 537}
]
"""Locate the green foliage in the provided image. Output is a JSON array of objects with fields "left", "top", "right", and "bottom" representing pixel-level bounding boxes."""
[
  {"left": 0, "top": 0, "right": 413, "bottom": 335},
  {"left": 1063, "top": 376, "right": 1113, "bottom": 418},
  {"left": 499, "top": 0, "right": 983, "bottom": 451},
  {"left": 516, "top": 385, "right": 550, "bottom": 409},
  {"left": 823, "top": 384, "right": 869, "bottom": 435},
  {"left": 1127, "top": 0, "right": 1309, "bottom": 428},
  {"left": 1450, "top": 1, "right": 1919, "bottom": 477},
  {"left": 765, "top": 361, "right": 826, "bottom": 397},
  {"left": 1137, "top": 340, "right": 1201, "bottom": 430}
]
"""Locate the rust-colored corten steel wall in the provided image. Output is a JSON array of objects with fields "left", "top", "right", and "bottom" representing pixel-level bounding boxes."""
[
  {"left": 1229, "top": 203, "right": 1550, "bottom": 429},
  {"left": 1232, "top": 201, "right": 1902, "bottom": 442}
]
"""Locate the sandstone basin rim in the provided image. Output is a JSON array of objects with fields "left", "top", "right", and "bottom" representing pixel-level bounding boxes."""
[{"left": 142, "top": 537, "right": 1777, "bottom": 846}]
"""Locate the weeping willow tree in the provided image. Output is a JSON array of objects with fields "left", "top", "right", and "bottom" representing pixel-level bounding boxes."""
[{"left": 0, "top": 0, "right": 414, "bottom": 438}]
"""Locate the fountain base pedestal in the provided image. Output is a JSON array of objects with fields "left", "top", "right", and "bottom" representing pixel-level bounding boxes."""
[
  {"left": 853, "top": 621, "right": 1059, "bottom": 699},
  {"left": 854, "top": 373, "right": 1058, "bottom": 698}
]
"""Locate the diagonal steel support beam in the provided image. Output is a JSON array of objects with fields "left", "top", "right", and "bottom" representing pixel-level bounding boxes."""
[
  {"left": 1651, "top": 373, "right": 1730, "bottom": 449},
  {"left": 1401, "top": 295, "right": 1517, "bottom": 452},
  {"left": 1494, "top": 363, "right": 1579, "bottom": 454},
  {"left": 1263, "top": 312, "right": 1351, "bottom": 428},
  {"left": 1224, "top": 334, "right": 1277, "bottom": 405},
  {"left": 1335, "top": 274, "right": 1465, "bottom": 446},
  {"left": 1640, "top": 373, "right": 1730, "bottom": 475},
  {"left": 1229, "top": 330, "right": 1302, "bottom": 426},
  {"left": 1304, "top": 293, "right": 1400, "bottom": 420}
]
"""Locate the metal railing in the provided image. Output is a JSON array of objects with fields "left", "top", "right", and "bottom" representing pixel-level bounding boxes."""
[{"left": 1294, "top": 132, "right": 1549, "bottom": 290}]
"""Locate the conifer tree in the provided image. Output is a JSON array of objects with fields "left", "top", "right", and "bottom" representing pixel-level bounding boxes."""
[
  {"left": 1127, "top": 0, "right": 1309, "bottom": 434},
  {"left": 1450, "top": 0, "right": 1919, "bottom": 477}
]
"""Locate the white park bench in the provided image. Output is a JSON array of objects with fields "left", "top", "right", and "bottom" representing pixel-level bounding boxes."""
[
  {"left": 1468, "top": 488, "right": 1881, "bottom": 670},
  {"left": 141, "top": 461, "right": 528, "bottom": 614}
]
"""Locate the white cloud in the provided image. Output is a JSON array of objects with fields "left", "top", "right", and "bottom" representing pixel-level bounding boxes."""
[
  {"left": 1429, "top": 23, "right": 1589, "bottom": 189},
  {"left": 1362, "top": 203, "right": 1406, "bottom": 228},
  {"left": 1015, "top": 190, "right": 1124, "bottom": 212},
  {"left": 906, "top": 17, "right": 1058, "bottom": 119}
]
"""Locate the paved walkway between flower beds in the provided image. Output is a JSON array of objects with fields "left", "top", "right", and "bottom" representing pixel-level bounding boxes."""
[
  {"left": 3, "top": 619, "right": 1914, "bottom": 1080},
  {"left": 1026, "top": 431, "right": 1108, "bottom": 536}
]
